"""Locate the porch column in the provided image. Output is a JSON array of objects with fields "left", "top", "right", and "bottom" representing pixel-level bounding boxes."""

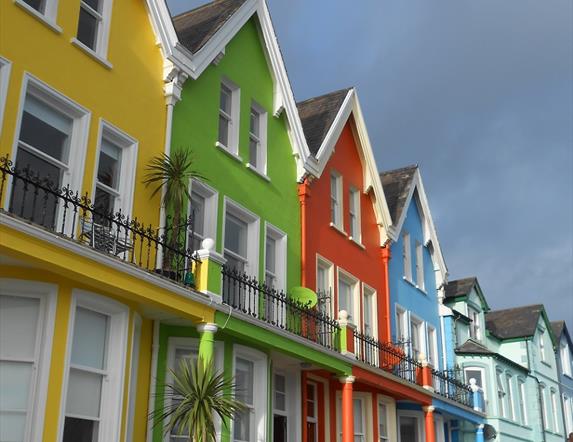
[
  {"left": 340, "top": 375, "right": 355, "bottom": 442},
  {"left": 197, "top": 323, "right": 218, "bottom": 367},
  {"left": 196, "top": 238, "right": 226, "bottom": 301},
  {"left": 423, "top": 405, "right": 436, "bottom": 442},
  {"left": 475, "top": 424, "right": 485, "bottom": 442}
]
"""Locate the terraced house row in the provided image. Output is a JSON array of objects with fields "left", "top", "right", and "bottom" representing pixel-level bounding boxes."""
[{"left": 0, "top": 1, "right": 570, "bottom": 442}]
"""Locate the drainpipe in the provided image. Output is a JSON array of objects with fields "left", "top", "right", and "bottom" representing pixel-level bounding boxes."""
[
  {"left": 380, "top": 245, "right": 392, "bottom": 341},
  {"left": 526, "top": 339, "right": 546, "bottom": 442},
  {"left": 297, "top": 178, "right": 311, "bottom": 287}
]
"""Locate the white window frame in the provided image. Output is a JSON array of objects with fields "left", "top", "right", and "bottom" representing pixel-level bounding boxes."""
[
  {"left": 496, "top": 368, "right": 507, "bottom": 417},
  {"left": 397, "top": 410, "right": 425, "bottom": 442},
  {"left": 91, "top": 120, "right": 138, "bottom": 218},
  {"left": 58, "top": 290, "right": 129, "bottom": 442},
  {"left": 232, "top": 345, "right": 267, "bottom": 442},
  {"left": 377, "top": 395, "right": 394, "bottom": 442},
  {"left": 468, "top": 306, "right": 481, "bottom": 341},
  {"left": 264, "top": 222, "right": 287, "bottom": 292},
  {"left": 335, "top": 392, "right": 371, "bottom": 442},
  {"left": 409, "top": 314, "right": 424, "bottom": 362},
  {"left": 395, "top": 305, "right": 408, "bottom": 345},
  {"left": 560, "top": 340, "right": 572, "bottom": 377},
  {"left": 402, "top": 231, "right": 412, "bottom": 282},
  {"left": 222, "top": 197, "right": 260, "bottom": 277},
  {"left": 246, "top": 101, "right": 268, "bottom": 177},
  {"left": 188, "top": 179, "right": 218, "bottom": 250},
  {"left": 8, "top": 74, "right": 90, "bottom": 211},
  {"left": 550, "top": 388, "right": 560, "bottom": 433},
  {"left": 0, "top": 56, "right": 11, "bottom": 137},
  {"left": 517, "top": 377, "right": 528, "bottom": 425},
  {"left": 14, "top": 0, "right": 61, "bottom": 31},
  {"left": 0, "top": 279, "right": 57, "bottom": 442},
  {"left": 272, "top": 369, "right": 301, "bottom": 442},
  {"left": 72, "top": 0, "right": 114, "bottom": 61},
  {"left": 415, "top": 240, "right": 424, "bottom": 291},
  {"left": 540, "top": 384, "right": 549, "bottom": 430},
  {"left": 330, "top": 171, "right": 343, "bottom": 230},
  {"left": 427, "top": 325, "right": 438, "bottom": 368},
  {"left": 216, "top": 78, "right": 240, "bottom": 156},
  {"left": 316, "top": 255, "right": 334, "bottom": 316},
  {"left": 348, "top": 186, "right": 361, "bottom": 243},
  {"left": 539, "top": 328, "right": 547, "bottom": 362},
  {"left": 337, "top": 267, "right": 359, "bottom": 324},
  {"left": 362, "top": 284, "right": 377, "bottom": 338},
  {"left": 505, "top": 373, "right": 515, "bottom": 421},
  {"left": 306, "top": 381, "right": 319, "bottom": 442},
  {"left": 125, "top": 313, "right": 141, "bottom": 442},
  {"left": 563, "top": 394, "right": 573, "bottom": 435}
]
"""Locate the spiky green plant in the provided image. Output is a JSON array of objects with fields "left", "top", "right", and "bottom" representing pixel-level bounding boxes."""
[{"left": 152, "top": 357, "right": 246, "bottom": 442}]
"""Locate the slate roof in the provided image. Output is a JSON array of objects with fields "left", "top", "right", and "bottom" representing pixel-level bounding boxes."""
[
  {"left": 456, "top": 339, "right": 493, "bottom": 355},
  {"left": 551, "top": 320, "right": 565, "bottom": 340},
  {"left": 172, "top": 0, "right": 247, "bottom": 54},
  {"left": 444, "top": 277, "right": 477, "bottom": 300},
  {"left": 379, "top": 165, "right": 417, "bottom": 224},
  {"left": 486, "top": 304, "right": 544, "bottom": 340},
  {"left": 296, "top": 88, "right": 352, "bottom": 156}
]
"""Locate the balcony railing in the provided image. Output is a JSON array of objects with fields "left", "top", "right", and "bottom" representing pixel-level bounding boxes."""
[
  {"left": 221, "top": 266, "right": 340, "bottom": 351},
  {"left": 0, "top": 155, "right": 201, "bottom": 287},
  {"left": 431, "top": 368, "right": 473, "bottom": 408}
]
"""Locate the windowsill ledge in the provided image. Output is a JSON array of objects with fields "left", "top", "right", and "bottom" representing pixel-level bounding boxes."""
[
  {"left": 245, "top": 163, "right": 270, "bottom": 182},
  {"left": 540, "top": 360, "right": 551, "bottom": 368},
  {"left": 348, "top": 237, "right": 365, "bottom": 250},
  {"left": 215, "top": 142, "right": 242, "bottom": 163},
  {"left": 402, "top": 276, "right": 428, "bottom": 294},
  {"left": 14, "top": 0, "right": 62, "bottom": 33},
  {"left": 71, "top": 38, "right": 113, "bottom": 69},
  {"left": 329, "top": 222, "right": 347, "bottom": 237}
]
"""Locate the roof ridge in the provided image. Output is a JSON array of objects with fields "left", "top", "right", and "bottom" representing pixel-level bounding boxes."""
[
  {"left": 172, "top": 0, "right": 228, "bottom": 20},
  {"left": 380, "top": 164, "right": 419, "bottom": 177},
  {"left": 487, "top": 303, "right": 544, "bottom": 315},
  {"left": 296, "top": 87, "right": 353, "bottom": 106}
]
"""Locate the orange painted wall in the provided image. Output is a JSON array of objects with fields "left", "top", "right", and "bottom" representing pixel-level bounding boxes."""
[{"left": 301, "top": 117, "right": 389, "bottom": 342}]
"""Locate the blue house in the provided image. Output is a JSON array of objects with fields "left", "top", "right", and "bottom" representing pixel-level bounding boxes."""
[
  {"left": 551, "top": 320, "right": 573, "bottom": 438},
  {"left": 381, "top": 166, "right": 484, "bottom": 442}
]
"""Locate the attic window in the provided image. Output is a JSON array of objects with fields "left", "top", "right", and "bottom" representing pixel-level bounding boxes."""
[{"left": 216, "top": 79, "right": 240, "bottom": 155}]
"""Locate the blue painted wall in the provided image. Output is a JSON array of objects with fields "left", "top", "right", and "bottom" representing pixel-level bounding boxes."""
[
  {"left": 555, "top": 331, "right": 573, "bottom": 436},
  {"left": 444, "top": 315, "right": 457, "bottom": 370}
]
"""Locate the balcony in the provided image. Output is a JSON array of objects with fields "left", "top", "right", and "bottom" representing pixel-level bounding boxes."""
[{"left": 0, "top": 155, "right": 201, "bottom": 288}]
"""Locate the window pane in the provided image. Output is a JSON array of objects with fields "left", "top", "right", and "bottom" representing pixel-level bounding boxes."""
[
  {"left": 266, "top": 236, "right": 276, "bottom": 273},
  {"left": 190, "top": 191, "right": 205, "bottom": 237},
  {"left": 353, "top": 399, "right": 363, "bottom": 432},
  {"left": 363, "top": 291, "right": 373, "bottom": 335},
  {"left": 0, "top": 361, "right": 34, "bottom": 411},
  {"left": 233, "top": 408, "right": 251, "bottom": 441},
  {"left": 94, "top": 187, "right": 114, "bottom": 217},
  {"left": 218, "top": 114, "right": 229, "bottom": 146},
  {"left": 249, "top": 138, "right": 258, "bottom": 167},
  {"left": 65, "top": 368, "right": 103, "bottom": 418},
  {"left": 83, "top": 0, "right": 101, "bottom": 12},
  {"left": 224, "top": 253, "right": 245, "bottom": 273},
  {"left": 22, "top": 0, "right": 45, "bottom": 12},
  {"left": 20, "top": 110, "right": 69, "bottom": 163},
  {"left": 71, "top": 307, "right": 108, "bottom": 370},
  {"left": 235, "top": 358, "right": 254, "bottom": 405},
  {"left": 274, "top": 374, "right": 286, "bottom": 411},
  {"left": 338, "top": 280, "right": 351, "bottom": 316},
  {"left": 63, "top": 416, "right": 98, "bottom": 442},
  {"left": 173, "top": 348, "right": 198, "bottom": 376},
  {"left": 0, "top": 295, "right": 40, "bottom": 360},
  {"left": 250, "top": 110, "right": 259, "bottom": 136},
  {"left": 220, "top": 85, "right": 231, "bottom": 114},
  {"left": 224, "top": 214, "right": 247, "bottom": 258},
  {"left": 77, "top": 6, "right": 99, "bottom": 50},
  {"left": 0, "top": 411, "right": 27, "bottom": 442},
  {"left": 378, "top": 403, "right": 388, "bottom": 437},
  {"left": 97, "top": 140, "right": 121, "bottom": 189},
  {"left": 400, "top": 417, "right": 418, "bottom": 441}
]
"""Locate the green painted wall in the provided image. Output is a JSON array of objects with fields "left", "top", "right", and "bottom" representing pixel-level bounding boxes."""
[{"left": 171, "top": 17, "right": 301, "bottom": 291}]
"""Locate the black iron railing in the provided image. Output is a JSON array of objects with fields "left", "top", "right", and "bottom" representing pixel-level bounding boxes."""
[
  {"left": 221, "top": 266, "right": 340, "bottom": 351},
  {"left": 431, "top": 368, "right": 473, "bottom": 407},
  {"left": 0, "top": 155, "right": 201, "bottom": 287},
  {"left": 354, "top": 331, "right": 423, "bottom": 385}
]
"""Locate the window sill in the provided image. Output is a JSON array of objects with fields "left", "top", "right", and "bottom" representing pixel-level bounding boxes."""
[
  {"left": 14, "top": 0, "right": 62, "bottom": 33},
  {"left": 349, "top": 237, "right": 365, "bottom": 250},
  {"left": 329, "top": 222, "right": 347, "bottom": 237},
  {"left": 540, "top": 360, "right": 551, "bottom": 368},
  {"left": 246, "top": 163, "right": 270, "bottom": 182},
  {"left": 403, "top": 276, "right": 427, "bottom": 294},
  {"left": 71, "top": 38, "right": 113, "bottom": 69},
  {"left": 215, "top": 142, "right": 242, "bottom": 163}
]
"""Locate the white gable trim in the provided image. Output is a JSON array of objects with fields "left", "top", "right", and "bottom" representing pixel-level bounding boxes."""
[
  {"left": 312, "top": 88, "right": 392, "bottom": 244},
  {"left": 145, "top": 0, "right": 313, "bottom": 180}
]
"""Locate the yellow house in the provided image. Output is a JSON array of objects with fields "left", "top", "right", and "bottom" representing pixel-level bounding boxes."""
[{"left": 0, "top": 1, "right": 216, "bottom": 441}]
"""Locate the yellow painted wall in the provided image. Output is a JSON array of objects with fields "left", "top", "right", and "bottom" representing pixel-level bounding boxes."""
[{"left": 0, "top": 0, "right": 166, "bottom": 229}]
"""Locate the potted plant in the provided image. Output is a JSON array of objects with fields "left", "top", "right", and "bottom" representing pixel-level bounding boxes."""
[
  {"left": 152, "top": 357, "right": 246, "bottom": 442},
  {"left": 143, "top": 150, "right": 204, "bottom": 278}
]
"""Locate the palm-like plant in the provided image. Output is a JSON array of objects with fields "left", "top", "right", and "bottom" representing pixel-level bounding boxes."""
[
  {"left": 143, "top": 150, "right": 204, "bottom": 270},
  {"left": 152, "top": 357, "right": 245, "bottom": 442}
]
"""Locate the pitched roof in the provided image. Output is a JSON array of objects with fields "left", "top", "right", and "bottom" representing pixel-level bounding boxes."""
[
  {"left": 456, "top": 339, "right": 493, "bottom": 355},
  {"left": 296, "top": 88, "right": 352, "bottom": 156},
  {"left": 172, "top": 0, "right": 248, "bottom": 54},
  {"left": 551, "top": 320, "right": 565, "bottom": 340},
  {"left": 486, "top": 304, "right": 544, "bottom": 340},
  {"left": 445, "top": 277, "right": 478, "bottom": 300},
  {"left": 379, "top": 165, "right": 417, "bottom": 224}
]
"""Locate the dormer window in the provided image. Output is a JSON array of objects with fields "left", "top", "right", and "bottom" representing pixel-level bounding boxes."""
[
  {"left": 217, "top": 79, "right": 239, "bottom": 155},
  {"left": 469, "top": 307, "right": 481, "bottom": 341}
]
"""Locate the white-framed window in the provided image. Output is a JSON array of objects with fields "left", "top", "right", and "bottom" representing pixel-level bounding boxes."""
[
  {"left": 539, "top": 329, "right": 547, "bottom": 362},
  {"left": 223, "top": 198, "right": 259, "bottom": 276},
  {"left": 336, "top": 395, "right": 369, "bottom": 442},
  {"left": 349, "top": 187, "right": 361, "bottom": 242},
  {"left": 517, "top": 378, "right": 527, "bottom": 425},
  {"left": 563, "top": 394, "right": 573, "bottom": 435},
  {"left": 0, "top": 279, "right": 57, "bottom": 442},
  {"left": 188, "top": 179, "right": 218, "bottom": 252},
  {"left": 362, "top": 285, "right": 376, "bottom": 337},
  {"left": 398, "top": 412, "right": 424, "bottom": 442},
  {"left": 464, "top": 366, "right": 487, "bottom": 411},
  {"left": 505, "top": 374, "right": 515, "bottom": 420},
  {"left": 264, "top": 223, "right": 287, "bottom": 292},
  {"left": 60, "top": 291, "right": 128, "bottom": 442},
  {"left": 353, "top": 398, "right": 366, "bottom": 442},
  {"left": 75, "top": 0, "right": 113, "bottom": 57},
  {"left": 330, "top": 171, "right": 343, "bottom": 229},
  {"left": 272, "top": 371, "right": 299, "bottom": 442},
  {"left": 415, "top": 241, "right": 424, "bottom": 290},
  {"left": 316, "top": 256, "right": 334, "bottom": 316},
  {"left": 410, "top": 316, "right": 423, "bottom": 361},
  {"left": 15, "top": 0, "right": 59, "bottom": 27},
  {"left": 273, "top": 373, "right": 287, "bottom": 440},
  {"left": 396, "top": 306, "right": 408, "bottom": 344},
  {"left": 233, "top": 346, "right": 267, "bottom": 442},
  {"left": 540, "top": 384, "right": 549, "bottom": 430},
  {"left": 337, "top": 269, "right": 358, "bottom": 323},
  {"left": 468, "top": 307, "right": 481, "bottom": 341},
  {"left": 247, "top": 102, "right": 267, "bottom": 175},
  {"left": 427, "top": 325, "right": 438, "bottom": 367},
  {"left": 378, "top": 400, "right": 390, "bottom": 442},
  {"left": 125, "top": 314, "right": 141, "bottom": 442},
  {"left": 496, "top": 369, "right": 506, "bottom": 417},
  {"left": 402, "top": 231, "right": 412, "bottom": 282},
  {"left": 0, "top": 57, "right": 11, "bottom": 137},
  {"left": 306, "top": 382, "right": 318, "bottom": 442},
  {"left": 560, "top": 340, "right": 572, "bottom": 377},
  {"left": 92, "top": 121, "right": 137, "bottom": 220},
  {"left": 550, "top": 389, "right": 560, "bottom": 433},
  {"left": 217, "top": 79, "right": 240, "bottom": 155},
  {"left": 9, "top": 75, "right": 89, "bottom": 226}
]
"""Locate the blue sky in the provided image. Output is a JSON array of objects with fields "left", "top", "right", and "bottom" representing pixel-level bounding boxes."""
[{"left": 168, "top": 0, "right": 573, "bottom": 326}]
